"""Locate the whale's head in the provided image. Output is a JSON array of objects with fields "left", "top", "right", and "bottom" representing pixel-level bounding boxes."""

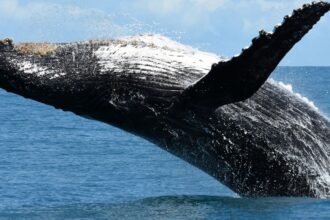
[{"left": 0, "top": 35, "right": 221, "bottom": 136}]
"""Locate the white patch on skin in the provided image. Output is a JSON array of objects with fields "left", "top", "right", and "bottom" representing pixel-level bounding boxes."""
[
  {"left": 94, "top": 34, "right": 225, "bottom": 86},
  {"left": 50, "top": 72, "right": 67, "bottom": 79},
  {"left": 10, "top": 59, "right": 66, "bottom": 79},
  {"left": 17, "top": 61, "right": 48, "bottom": 76}
]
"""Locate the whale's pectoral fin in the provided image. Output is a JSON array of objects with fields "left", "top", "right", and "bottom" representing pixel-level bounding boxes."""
[{"left": 173, "top": 2, "right": 330, "bottom": 110}]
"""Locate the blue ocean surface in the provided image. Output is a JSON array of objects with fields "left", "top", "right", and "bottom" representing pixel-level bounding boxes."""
[{"left": 0, "top": 66, "right": 329, "bottom": 219}]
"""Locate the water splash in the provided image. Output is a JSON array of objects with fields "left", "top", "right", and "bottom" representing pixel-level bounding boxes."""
[{"left": 269, "top": 79, "right": 319, "bottom": 111}]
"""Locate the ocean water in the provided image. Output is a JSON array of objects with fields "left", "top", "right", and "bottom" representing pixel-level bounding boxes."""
[{"left": 0, "top": 66, "right": 329, "bottom": 219}]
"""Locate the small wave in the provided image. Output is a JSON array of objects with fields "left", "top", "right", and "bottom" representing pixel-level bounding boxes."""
[{"left": 1, "top": 196, "right": 325, "bottom": 220}]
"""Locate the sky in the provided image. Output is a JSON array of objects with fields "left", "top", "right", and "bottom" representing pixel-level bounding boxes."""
[{"left": 0, "top": 0, "right": 329, "bottom": 66}]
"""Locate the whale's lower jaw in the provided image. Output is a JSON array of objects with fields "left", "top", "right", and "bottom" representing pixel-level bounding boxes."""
[{"left": 0, "top": 2, "right": 330, "bottom": 198}]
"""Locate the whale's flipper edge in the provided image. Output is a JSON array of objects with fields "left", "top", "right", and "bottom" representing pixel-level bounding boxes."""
[{"left": 173, "top": 1, "right": 330, "bottom": 110}]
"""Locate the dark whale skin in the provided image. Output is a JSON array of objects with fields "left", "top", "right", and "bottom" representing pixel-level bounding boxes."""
[{"left": 0, "top": 2, "right": 329, "bottom": 197}]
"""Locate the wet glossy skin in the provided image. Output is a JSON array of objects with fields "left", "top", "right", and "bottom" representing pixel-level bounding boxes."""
[{"left": 0, "top": 2, "right": 329, "bottom": 197}]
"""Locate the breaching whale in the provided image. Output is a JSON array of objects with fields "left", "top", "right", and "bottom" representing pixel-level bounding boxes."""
[{"left": 0, "top": 2, "right": 329, "bottom": 198}]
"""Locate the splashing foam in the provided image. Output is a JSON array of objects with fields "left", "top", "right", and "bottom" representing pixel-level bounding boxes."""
[{"left": 269, "top": 79, "right": 319, "bottom": 111}]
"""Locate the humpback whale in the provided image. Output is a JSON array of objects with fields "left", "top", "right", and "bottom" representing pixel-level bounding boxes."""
[{"left": 0, "top": 2, "right": 329, "bottom": 198}]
